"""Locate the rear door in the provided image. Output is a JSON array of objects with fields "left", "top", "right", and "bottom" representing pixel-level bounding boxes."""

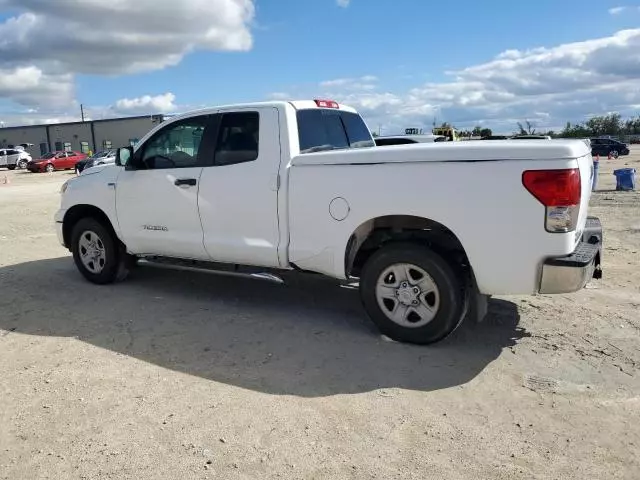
[
  {"left": 63, "top": 152, "right": 76, "bottom": 168},
  {"left": 0, "top": 150, "right": 6, "bottom": 167},
  {"left": 198, "top": 107, "right": 283, "bottom": 267},
  {"left": 6, "top": 149, "right": 20, "bottom": 167}
]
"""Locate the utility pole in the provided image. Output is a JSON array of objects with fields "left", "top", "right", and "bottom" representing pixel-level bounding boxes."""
[{"left": 80, "top": 104, "right": 85, "bottom": 122}]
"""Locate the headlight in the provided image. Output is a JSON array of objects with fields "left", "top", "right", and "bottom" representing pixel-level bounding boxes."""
[{"left": 60, "top": 181, "right": 69, "bottom": 194}]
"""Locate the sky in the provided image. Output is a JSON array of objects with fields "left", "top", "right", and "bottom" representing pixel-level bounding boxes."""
[{"left": 0, "top": 0, "right": 639, "bottom": 134}]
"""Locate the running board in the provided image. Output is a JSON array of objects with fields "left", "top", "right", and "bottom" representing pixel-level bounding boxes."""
[{"left": 137, "top": 258, "right": 285, "bottom": 285}]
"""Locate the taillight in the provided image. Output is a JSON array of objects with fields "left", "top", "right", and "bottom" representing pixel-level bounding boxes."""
[
  {"left": 522, "top": 168, "right": 581, "bottom": 233},
  {"left": 314, "top": 99, "right": 339, "bottom": 109}
]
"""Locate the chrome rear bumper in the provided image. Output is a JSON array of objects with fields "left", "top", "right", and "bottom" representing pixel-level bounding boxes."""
[{"left": 539, "top": 217, "right": 602, "bottom": 294}]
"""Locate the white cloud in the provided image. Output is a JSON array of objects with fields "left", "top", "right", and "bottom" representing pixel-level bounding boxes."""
[
  {"left": 608, "top": 6, "right": 640, "bottom": 14},
  {"left": 0, "top": 0, "right": 255, "bottom": 111},
  {"left": 336, "top": 0, "right": 351, "bottom": 7},
  {"left": 113, "top": 93, "right": 178, "bottom": 114},
  {"left": 292, "top": 29, "right": 640, "bottom": 134}
]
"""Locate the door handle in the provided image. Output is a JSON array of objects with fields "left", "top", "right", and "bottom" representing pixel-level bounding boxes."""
[{"left": 174, "top": 178, "right": 197, "bottom": 187}]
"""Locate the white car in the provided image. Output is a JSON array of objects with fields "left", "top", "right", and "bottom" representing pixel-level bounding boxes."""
[
  {"left": 55, "top": 99, "right": 602, "bottom": 345},
  {"left": 0, "top": 148, "right": 30, "bottom": 170},
  {"left": 76, "top": 150, "right": 117, "bottom": 175}
]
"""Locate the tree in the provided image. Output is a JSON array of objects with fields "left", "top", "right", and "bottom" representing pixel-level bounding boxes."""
[
  {"left": 517, "top": 120, "right": 536, "bottom": 135},
  {"left": 479, "top": 128, "right": 493, "bottom": 138},
  {"left": 472, "top": 126, "right": 483, "bottom": 137}
]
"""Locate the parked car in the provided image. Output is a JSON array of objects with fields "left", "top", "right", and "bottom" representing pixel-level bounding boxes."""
[
  {"left": 375, "top": 134, "right": 446, "bottom": 146},
  {"left": 590, "top": 137, "right": 629, "bottom": 158},
  {"left": 16, "top": 150, "right": 32, "bottom": 169},
  {"left": 56, "top": 99, "right": 602, "bottom": 345},
  {"left": 27, "top": 151, "right": 87, "bottom": 173},
  {"left": 0, "top": 148, "right": 22, "bottom": 170},
  {"left": 75, "top": 150, "right": 116, "bottom": 175}
]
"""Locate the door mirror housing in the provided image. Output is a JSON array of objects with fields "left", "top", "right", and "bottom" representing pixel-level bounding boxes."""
[{"left": 116, "top": 146, "right": 134, "bottom": 168}]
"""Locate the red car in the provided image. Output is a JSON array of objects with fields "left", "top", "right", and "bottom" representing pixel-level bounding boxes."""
[{"left": 27, "top": 151, "right": 88, "bottom": 173}]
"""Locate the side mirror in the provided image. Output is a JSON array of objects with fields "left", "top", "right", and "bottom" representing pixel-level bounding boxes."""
[{"left": 116, "top": 146, "right": 133, "bottom": 168}]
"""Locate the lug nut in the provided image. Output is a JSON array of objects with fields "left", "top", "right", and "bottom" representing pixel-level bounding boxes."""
[{"left": 413, "top": 287, "right": 419, "bottom": 293}]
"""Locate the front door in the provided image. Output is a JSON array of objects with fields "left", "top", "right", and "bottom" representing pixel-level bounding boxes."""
[
  {"left": 115, "top": 114, "right": 216, "bottom": 259},
  {"left": 198, "top": 108, "right": 282, "bottom": 268}
]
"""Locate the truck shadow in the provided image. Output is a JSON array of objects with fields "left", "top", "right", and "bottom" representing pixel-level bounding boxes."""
[{"left": 0, "top": 257, "right": 528, "bottom": 397}]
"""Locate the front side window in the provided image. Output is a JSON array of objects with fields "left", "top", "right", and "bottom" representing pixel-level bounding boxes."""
[
  {"left": 214, "top": 112, "right": 260, "bottom": 166},
  {"left": 140, "top": 116, "right": 210, "bottom": 169}
]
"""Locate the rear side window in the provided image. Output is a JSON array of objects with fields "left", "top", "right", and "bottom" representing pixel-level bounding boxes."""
[
  {"left": 297, "top": 109, "right": 374, "bottom": 154},
  {"left": 214, "top": 111, "right": 260, "bottom": 166}
]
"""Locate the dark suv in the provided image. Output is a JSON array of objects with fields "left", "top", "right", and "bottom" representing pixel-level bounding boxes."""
[{"left": 590, "top": 138, "right": 629, "bottom": 158}]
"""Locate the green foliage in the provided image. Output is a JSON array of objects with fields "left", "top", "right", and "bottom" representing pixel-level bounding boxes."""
[{"left": 560, "top": 113, "right": 640, "bottom": 138}]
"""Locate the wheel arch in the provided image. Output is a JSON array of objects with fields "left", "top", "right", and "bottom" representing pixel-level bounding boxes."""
[
  {"left": 62, "top": 204, "right": 119, "bottom": 250},
  {"left": 344, "top": 215, "right": 473, "bottom": 280}
]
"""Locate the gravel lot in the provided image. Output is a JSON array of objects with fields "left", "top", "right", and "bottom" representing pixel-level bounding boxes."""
[{"left": 0, "top": 150, "right": 638, "bottom": 480}]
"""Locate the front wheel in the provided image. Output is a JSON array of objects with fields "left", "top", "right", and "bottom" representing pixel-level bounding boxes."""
[
  {"left": 17, "top": 159, "right": 27, "bottom": 169},
  {"left": 71, "top": 218, "right": 130, "bottom": 284},
  {"left": 610, "top": 150, "right": 619, "bottom": 159},
  {"left": 360, "top": 243, "right": 465, "bottom": 345},
  {"left": 45, "top": 163, "right": 54, "bottom": 173}
]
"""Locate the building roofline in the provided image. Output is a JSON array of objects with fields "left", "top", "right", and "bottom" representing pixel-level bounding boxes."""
[{"left": 0, "top": 114, "right": 166, "bottom": 131}]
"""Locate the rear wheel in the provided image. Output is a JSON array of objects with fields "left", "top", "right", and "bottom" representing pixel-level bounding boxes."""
[
  {"left": 7, "top": 165, "right": 16, "bottom": 170},
  {"left": 610, "top": 150, "right": 619, "bottom": 159},
  {"left": 360, "top": 243, "right": 465, "bottom": 345},
  {"left": 71, "top": 218, "right": 130, "bottom": 284}
]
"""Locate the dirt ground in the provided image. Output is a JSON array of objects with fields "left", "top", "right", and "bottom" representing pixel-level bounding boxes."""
[{"left": 0, "top": 150, "right": 638, "bottom": 480}]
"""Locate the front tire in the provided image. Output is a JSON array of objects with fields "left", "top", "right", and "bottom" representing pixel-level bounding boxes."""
[
  {"left": 71, "top": 218, "right": 130, "bottom": 284},
  {"left": 45, "top": 163, "right": 54, "bottom": 173},
  {"left": 360, "top": 243, "right": 465, "bottom": 345}
]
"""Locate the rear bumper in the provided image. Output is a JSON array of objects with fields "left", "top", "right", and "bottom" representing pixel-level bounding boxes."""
[{"left": 539, "top": 217, "right": 603, "bottom": 294}]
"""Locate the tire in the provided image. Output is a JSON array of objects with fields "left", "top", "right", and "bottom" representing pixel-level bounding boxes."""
[
  {"left": 359, "top": 243, "right": 465, "bottom": 345},
  {"left": 17, "top": 160, "right": 27, "bottom": 169},
  {"left": 7, "top": 165, "right": 16, "bottom": 170},
  {"left": 610, "top": 150, "right": 619, "bottom": 159},
  {"left": 45, "top": 163, "right": 54, "bottom": 173},
  {"left": 71, "top": 217, "right": 130, "bottom": 284}
]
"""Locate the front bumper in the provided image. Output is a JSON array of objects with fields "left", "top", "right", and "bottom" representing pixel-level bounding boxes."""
[
  {"left": 539, "top": 217, "right": 603, "bottom": 294},
  {"left": 54, "top": 209, "right": 66, "bottom": 248}
]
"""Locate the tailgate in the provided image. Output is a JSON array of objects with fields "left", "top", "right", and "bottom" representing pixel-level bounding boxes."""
[{"left": 575, "top": 153, "right": 595, "bottom": 245}]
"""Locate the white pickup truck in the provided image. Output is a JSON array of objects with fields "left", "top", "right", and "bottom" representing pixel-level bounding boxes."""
[{"left": 55, "top": 99, "right": 602, "bottom": 345}]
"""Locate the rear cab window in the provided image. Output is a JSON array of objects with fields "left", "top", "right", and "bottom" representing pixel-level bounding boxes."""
[{"left": 296, "top": 109, "right": 375, "bottom": 154}]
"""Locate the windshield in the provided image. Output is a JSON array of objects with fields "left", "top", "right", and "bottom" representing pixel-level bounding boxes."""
[
  {"left": 41, "top": 153, "right": 56, "bottom": 159},
  {"left": 297, "top": 109, "right": 375, "bottom": 154}
]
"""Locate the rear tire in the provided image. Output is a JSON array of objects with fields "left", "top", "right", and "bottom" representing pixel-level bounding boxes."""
[
  {"left": 7, "top": 165, "right": 16, "bottom": 170},
  {"left": 71, "top": 217, "right": 130, "bottom": 284},
  {"left": 360, "top": 243, "right": 465, "bottom": 345}
]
